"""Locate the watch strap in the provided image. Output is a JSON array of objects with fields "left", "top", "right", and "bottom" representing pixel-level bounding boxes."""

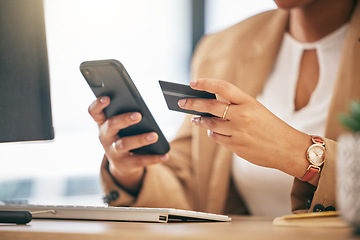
[
  {"left": 311, "top": 135, "right": 325, "bottom": 146},
  {"left": 299, "top": 165, "right": 320, "bottom": 182}
]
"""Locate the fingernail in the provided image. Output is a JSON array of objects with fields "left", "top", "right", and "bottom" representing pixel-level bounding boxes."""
[
  {"left": 130, "top": 112, "right": 141, "bottom": 121},
  {"left": 113, "top": 140, "right": 123, "bottom": 150},
  {"left": 160, "top": 154, "right": 169, "bottom": 161},
  {"left": 99, "top": 97, "right": 107, "bottom": 103},
  {"left": 189, "top": 80, "right": 198, "bottom": 88},
  {"left": 178, "top": 99, "right": 186, "bottom": 107},
  {"left": 146, "top": 132, "right": 157, "bottom": 141},
  {"left": 207, "top": 129, "right": 213, "bottom": 137},
  {"left": 191, "top": 116, "right": 201, "bottom": 124}
]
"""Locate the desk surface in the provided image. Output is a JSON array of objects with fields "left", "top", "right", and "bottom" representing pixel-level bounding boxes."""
[{"left": 0, "top": 216, "right": 357, "bottom": 240}]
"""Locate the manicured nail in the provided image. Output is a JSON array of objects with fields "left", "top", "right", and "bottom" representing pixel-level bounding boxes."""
[
  {"left": 178, "top": 99, "right": 186, "bottom": 107},
  {"left": 207, "top": 129, "right": 213, "bottom": 137},
  {"left": 160, "top": 154, "right": 169, "bottom": 161},
  {"left": 146, "top": 132, "right": 157, "bottom": 141},
  {"left": 112, "top": 140, "right": 123, "bottom": 150},
  {"left": 99, "top": 97, "right": 107, "bottom": 103},
  {"left": 130, "top": 112, "right": 141, "bottom": 121},
  {"left": 191, "top": 116, "right": 201, "bottom": 124},
  {"left": 189, "top": 80, "right": 198, "bottom": 88}
]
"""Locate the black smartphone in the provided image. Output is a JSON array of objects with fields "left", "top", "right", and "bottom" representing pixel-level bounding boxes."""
[{"left": 80, "top": 59, "right": 170, "bottom": 155}]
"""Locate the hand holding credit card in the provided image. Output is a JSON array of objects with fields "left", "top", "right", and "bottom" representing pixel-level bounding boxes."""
[{"left": 159, "top": 80, "right": 217, "bottom": 117}]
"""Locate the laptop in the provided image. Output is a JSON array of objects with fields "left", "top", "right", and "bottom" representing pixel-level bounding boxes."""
[{"left": 0, "top": 204, "right": 231, "bottom": 223}]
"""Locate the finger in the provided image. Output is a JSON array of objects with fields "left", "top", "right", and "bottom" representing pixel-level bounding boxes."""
[
  {"left": 133, "top": 154, "right": 169, "bottom": 167},
  {"left": 99, "top": 112, "right": 142, "bottom": 146},
  {"left": 88, "top": 96, "right": 110, "bottom": 126},
  {"left": 191, "top": 116, "right": 232, "bottom": 136},
  {"left": 118, "top": 153, "right": 169, "bottom": 169},
  {"left": 178, "top": 98, "right": 233, "bottom": 119},
  {"left": 189, "top": 78, "right": 250, "bottom": 105},
  {"left": 111, "top": 132, "right": 159, "bottom": 153},
  {"left": 207, "top": 129, "right": 233, "bottom": 145}
]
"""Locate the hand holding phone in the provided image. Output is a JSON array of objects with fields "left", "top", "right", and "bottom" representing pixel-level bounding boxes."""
[
  {"left": 80, "top": 59, "right": 170, "bottom": 155},
  {"left": 159, "top": 80, "right": 217, "bottom": 117}
]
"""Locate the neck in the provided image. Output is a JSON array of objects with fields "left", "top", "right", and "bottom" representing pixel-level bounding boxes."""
[{"left": 289, "top": 0, "right": 355, "bottom": 42}]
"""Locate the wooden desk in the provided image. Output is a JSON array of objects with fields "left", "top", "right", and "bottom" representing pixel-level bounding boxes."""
[{"left": 0, "top": 216, "right": 357, "bottom": 240}]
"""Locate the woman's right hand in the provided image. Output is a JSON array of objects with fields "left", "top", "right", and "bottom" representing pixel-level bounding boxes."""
[{"left": 88, "top": 96, "right": 169, "bottom": 194}]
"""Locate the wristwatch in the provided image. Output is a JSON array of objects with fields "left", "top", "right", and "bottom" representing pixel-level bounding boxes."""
[{"left": 299, "top": 135, "right": 326, "bottom": 182}]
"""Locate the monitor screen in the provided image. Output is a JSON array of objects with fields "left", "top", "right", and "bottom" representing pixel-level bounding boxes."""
[{"left": 0, "top": 0, "right": 54, "bottom": 142}]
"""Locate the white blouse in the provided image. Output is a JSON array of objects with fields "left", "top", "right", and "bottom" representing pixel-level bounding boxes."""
[{"left": 231, "top": 24, "right": 348, "bottom": 216}]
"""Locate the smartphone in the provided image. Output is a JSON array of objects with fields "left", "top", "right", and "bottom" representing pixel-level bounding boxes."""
[{"left": 80, "top": 59, "right": 170, "bottom": 155}]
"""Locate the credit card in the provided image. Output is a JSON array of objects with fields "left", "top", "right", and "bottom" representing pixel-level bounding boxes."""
[{"left": 159, "top": 80, "right": 217, "bottom": 117}]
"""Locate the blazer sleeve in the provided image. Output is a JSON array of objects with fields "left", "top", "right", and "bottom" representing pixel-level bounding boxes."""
[
  {"left": 100, "top": 115, "right": 196, "bottom": 209},
  {"left": 291, "top": 138, "right": 337, "bottom": 213}
]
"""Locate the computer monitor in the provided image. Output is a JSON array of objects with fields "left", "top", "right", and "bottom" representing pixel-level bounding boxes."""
[{"left": 0, "top": 0, "right": 54, "bottom": 142}]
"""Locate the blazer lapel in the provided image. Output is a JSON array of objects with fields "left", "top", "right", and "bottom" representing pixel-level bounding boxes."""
[
  {"left": 325, "top": 1, "right": 360, "bottom": 140},
  {"left": 233, "top": 9, "right": 289, "bottom": 97}
]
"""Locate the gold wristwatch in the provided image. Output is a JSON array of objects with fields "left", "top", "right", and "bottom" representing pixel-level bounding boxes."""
[{"left": 299, "top": 135, "right": 325, "bottom": 182}]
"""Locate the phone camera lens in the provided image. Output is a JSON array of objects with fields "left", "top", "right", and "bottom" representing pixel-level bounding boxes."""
[
  {"left": 81, "top": 68, "right": 103, "bottom": 88},
  {"left": 82, "top": 69, "right": 91, "bottom": 78}
]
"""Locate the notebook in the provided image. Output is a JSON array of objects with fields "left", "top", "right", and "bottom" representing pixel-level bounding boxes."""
[
  {"left": 0, "top": 204, "right": 231, "bottom": 223},
  {"left": 272, "top": 211, "right": 348, "bottom": 228}
]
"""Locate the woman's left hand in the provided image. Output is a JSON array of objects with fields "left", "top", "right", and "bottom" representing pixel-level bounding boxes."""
[{"left": 177, "top": 78, "right": 310, "bottom": 178}]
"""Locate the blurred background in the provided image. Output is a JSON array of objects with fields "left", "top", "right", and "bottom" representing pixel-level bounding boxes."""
[{"left": 0, "top": 0, "right": 276, "bottom": 206}]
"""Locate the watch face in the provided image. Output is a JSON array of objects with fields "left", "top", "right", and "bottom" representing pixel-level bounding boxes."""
[{"left": 307, "top": 144, "right": 325, "bottom": 166}]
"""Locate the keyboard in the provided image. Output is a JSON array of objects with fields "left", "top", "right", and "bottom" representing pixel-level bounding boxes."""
[{"left": 0, "top": 204, "right": 231, "bottom": 223}]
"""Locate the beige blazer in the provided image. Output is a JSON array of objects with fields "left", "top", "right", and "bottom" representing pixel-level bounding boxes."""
[{"left": 101, "top": 3, "right": 360, "bottom": 214}]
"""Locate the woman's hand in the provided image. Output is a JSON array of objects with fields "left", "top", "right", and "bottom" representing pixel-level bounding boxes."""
[
  {"left": 88, "top": 96, "right": 169, "bottom": 194},
  {"left": 178, "top": 78, "right": 311, "bottom": 179}
]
